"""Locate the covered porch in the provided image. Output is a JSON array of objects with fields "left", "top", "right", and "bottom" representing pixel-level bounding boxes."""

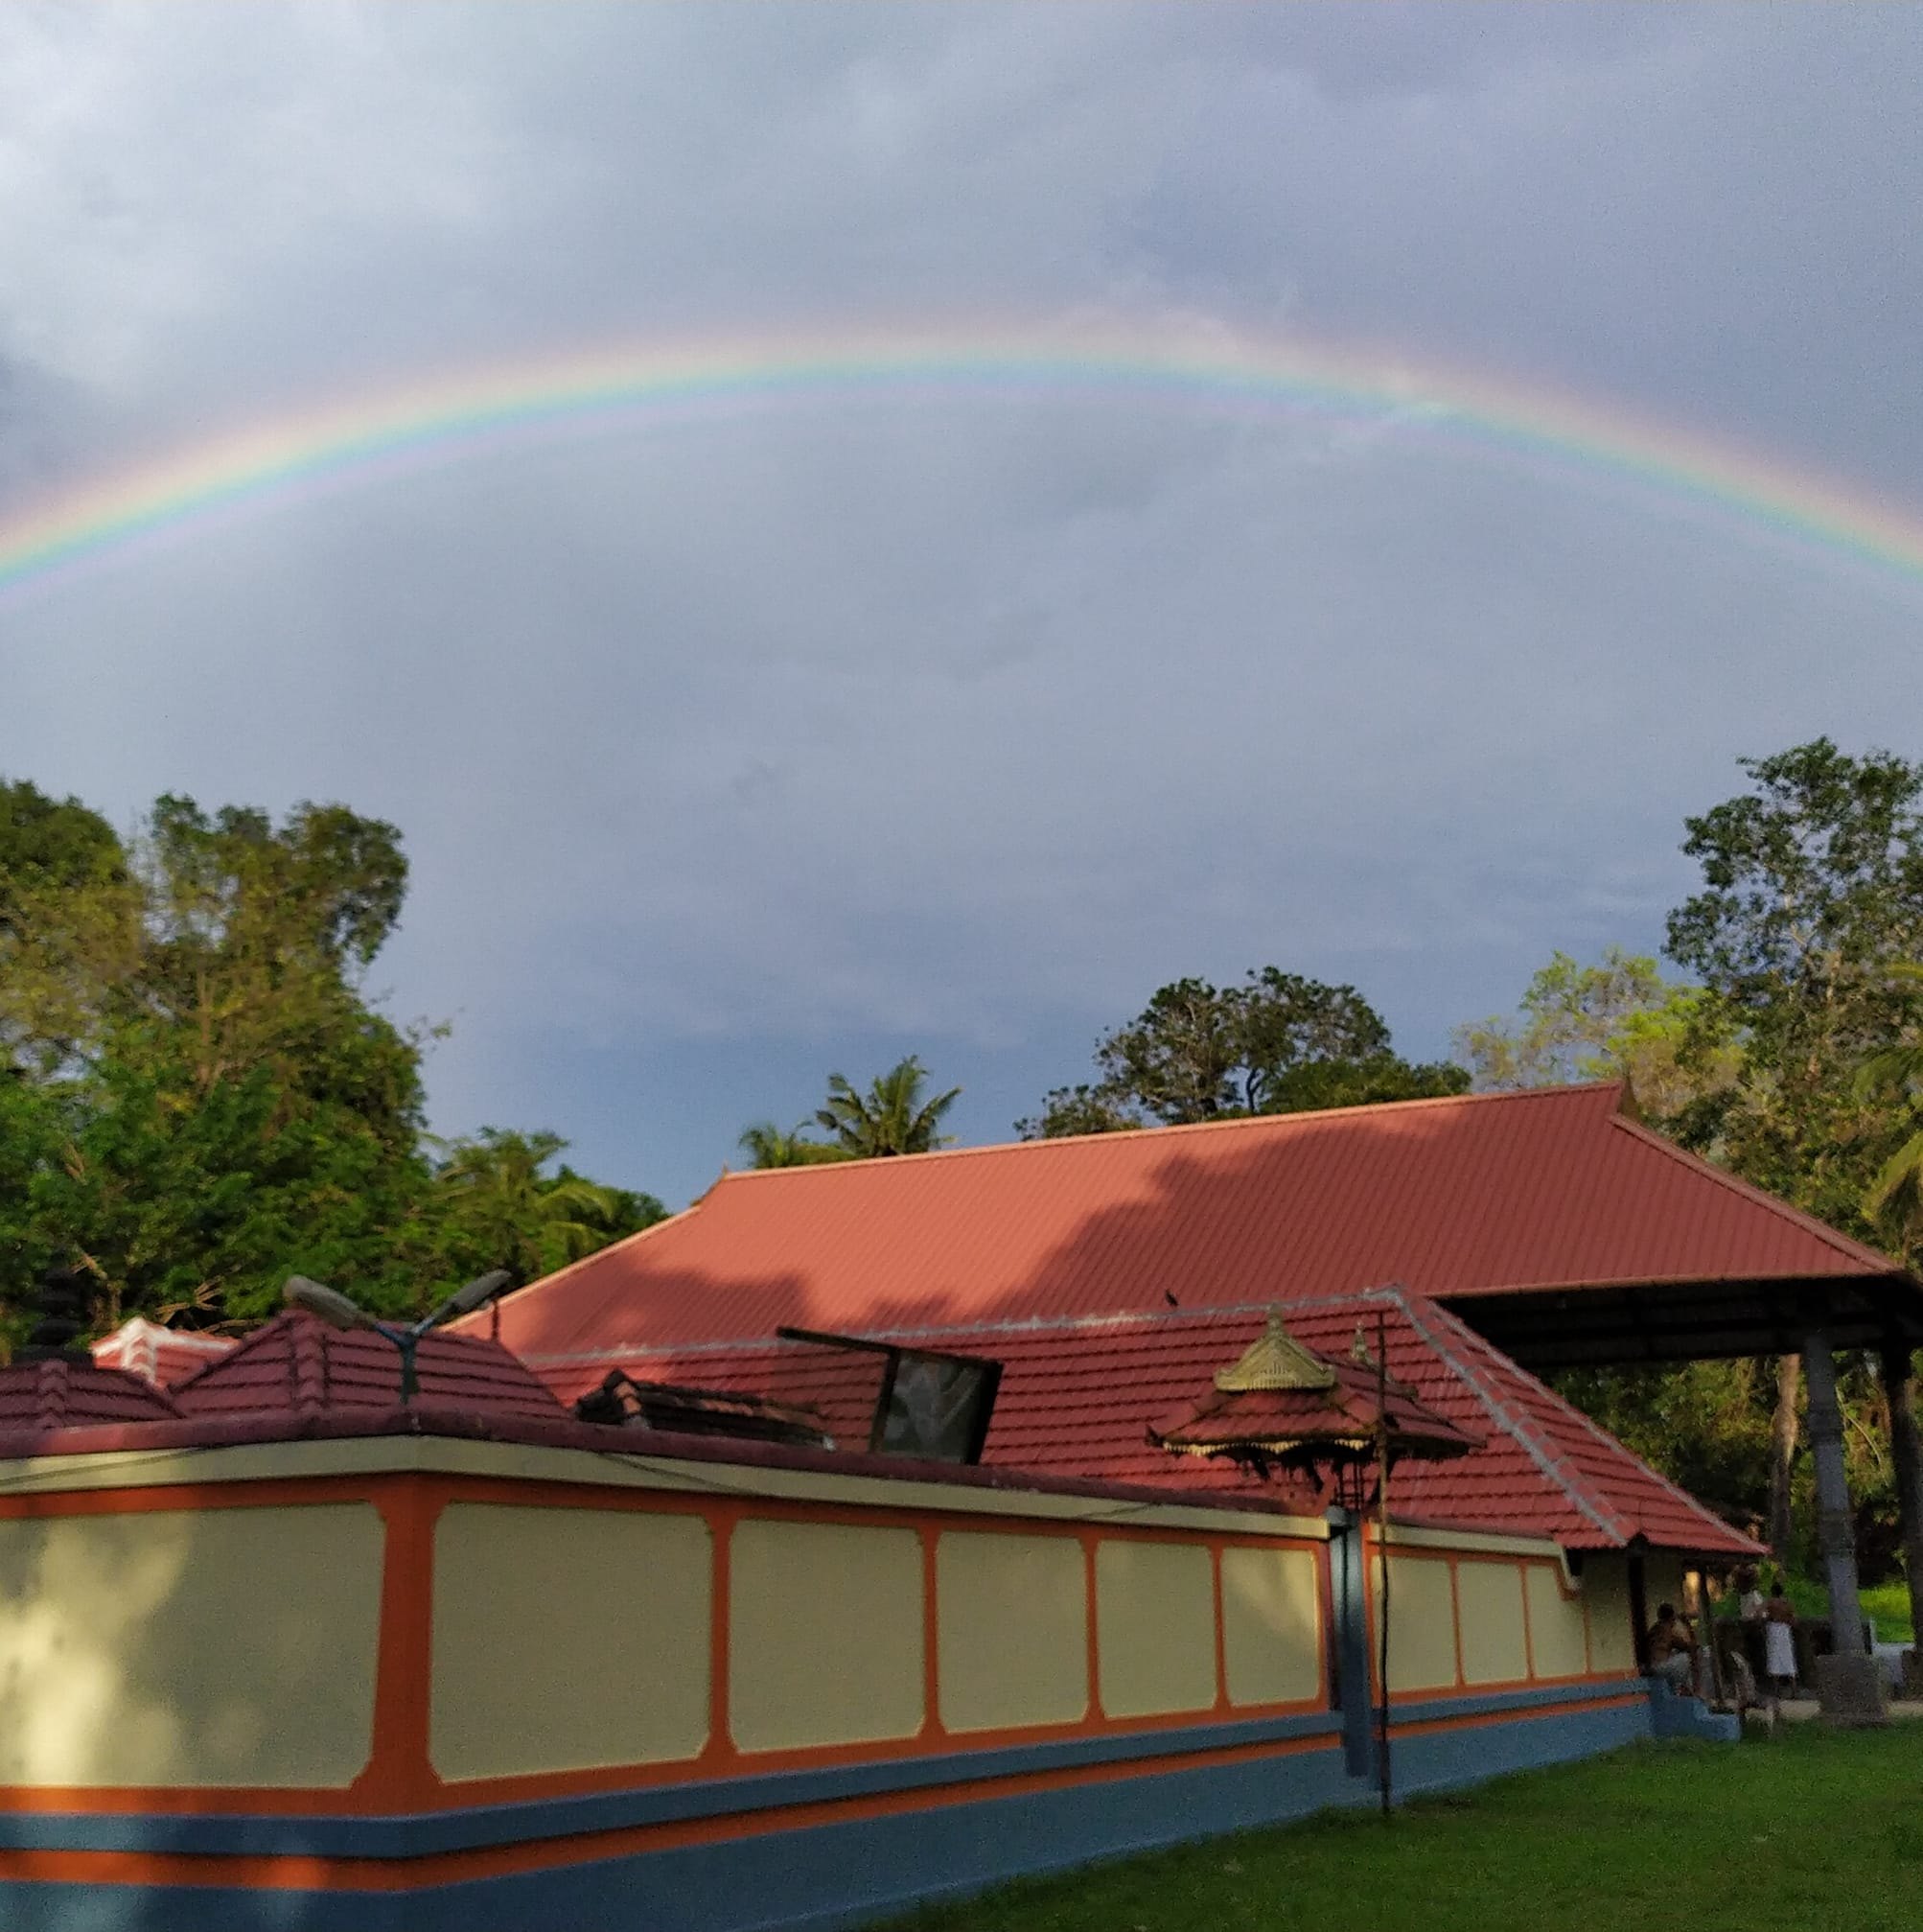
[{"left": 1443, "top": 1266, "right": 1923, "bottom": 1723}]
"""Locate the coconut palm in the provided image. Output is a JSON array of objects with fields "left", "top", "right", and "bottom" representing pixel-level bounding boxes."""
[
  {"left": 736, "top": 1120, "right": 854, "bottom": 1169},
  {"left": 429, "top": 1128, "right": 657, "bottom": 1282},
  {"left": 1860, "top": 965, "right": 1923, "bottom": 1242},
  {"left": 815, "top": 1057, "right": 962, "bottom": 1158}
]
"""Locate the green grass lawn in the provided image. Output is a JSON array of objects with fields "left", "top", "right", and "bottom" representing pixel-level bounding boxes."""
[{"left": 884, "top": 1726, "right": 1923, "bottom": 1932}]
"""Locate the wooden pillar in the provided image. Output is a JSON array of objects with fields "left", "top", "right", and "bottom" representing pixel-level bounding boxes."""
[
  {"left": 1803, "top": 1332, "right": 1867, "bottom": 1656},
  {"left": 1883, "top": 1342, "right": 1923, "bottom": 1666},
  {"left": 1627, "top": 1552, "right": 1650, "bottom": 1672}
]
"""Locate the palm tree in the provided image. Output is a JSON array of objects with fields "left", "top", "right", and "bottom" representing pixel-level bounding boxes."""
[
  {"left": 736, "top": 1120, "right": 854, "bottom": 1169},
  {"left": 815, "top": 1057, "right": 962, "bottom": 1158},
  {"left": 430, "top": 1128, "right": 646, "bottom": 1281},
  {"left": 1859, "top": 964, "right": 1923, "bottom": 1242}
]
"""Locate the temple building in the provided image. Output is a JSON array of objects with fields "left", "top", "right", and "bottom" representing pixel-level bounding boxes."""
[{"left": 0, "top": 1081, "right": 1914, "bottom": 1930}]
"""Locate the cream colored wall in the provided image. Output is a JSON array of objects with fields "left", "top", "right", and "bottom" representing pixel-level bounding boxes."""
[
  {"left": 429, "top": 1503, "right": 712, "bottom": 1781},
  {"left": 1219, "top": 1546, "right": 1321, "bottom": 1708},
  {"left": 1581, "top": 1554, "right": 1638, "bottom": 1674},
  {"left": 1454, "top": 1559, "right": 1530, "bottom": 1687},
  {"left": 1371, "top": 1554, "right": 1459, "bottom": 1694},
  {"left": 729, "top": 1518, "right": 924, "bottom": 1753},
  {"left": 936, "top": 1531, "right": 1088, "bottom": 1733},
  {"left": 0, "top": 1502, "right": 381, "bottom": 1789},
  {"left": 1524, "top": 1563, "right": 1588, "bottom": 1679},
  {"left": 1095, "top": 1538, "right": 1217, "bottom": 1719}
]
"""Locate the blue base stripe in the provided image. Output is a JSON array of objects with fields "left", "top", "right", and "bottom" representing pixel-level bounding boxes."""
[{"left": 0, "top": 1695, "right": 1671, "bottom": 1932}]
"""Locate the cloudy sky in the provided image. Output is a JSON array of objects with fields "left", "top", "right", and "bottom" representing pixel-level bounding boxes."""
[{"left": 4, "top": 4, "right": 1921, "bottom": 1207}]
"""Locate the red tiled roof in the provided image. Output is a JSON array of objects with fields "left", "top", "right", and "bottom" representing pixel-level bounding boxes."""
[
  {"left": 0, "top": 1357, "right": 182, "bottom": 1430},
  {"left": 170, "top": 1311, "right": 568, "bottom": 1422},
  {"left": 483, "top": 1084, "right": 1901, "bottom": 1357},
  {"left": 92, "top": 1317, "right": 237, "bottom": 1388},
  {"left": 533, "top": 1292, "right": 1756, "bottom": 1557}
]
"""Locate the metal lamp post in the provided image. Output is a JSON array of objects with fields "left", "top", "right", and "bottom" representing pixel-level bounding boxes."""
[{"left": 283, "top": 1270, "right": 514, "bottom": 1403}]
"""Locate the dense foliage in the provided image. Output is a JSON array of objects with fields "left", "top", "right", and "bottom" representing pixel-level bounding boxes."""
[
  {"left": 738, "top": 1057, "right": 962, "bottom": 1167},
  {"left": 1017, "top": 968, "right": 1467, "bottom": 1139},
  {"left": 1462, "top": 741, "right": 1923, "bottom": 1573},
  {"left": 0, "top": 780, "right": 660, "bottom": 1341}
]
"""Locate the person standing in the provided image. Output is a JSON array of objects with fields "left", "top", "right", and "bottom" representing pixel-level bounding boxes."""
[
  {"left": 1763, "top": 1580, "right": 1798, "bottom": 1701},
  {"left": 1738, "top": 1566, "right": 1769, "bottom": 1688}
]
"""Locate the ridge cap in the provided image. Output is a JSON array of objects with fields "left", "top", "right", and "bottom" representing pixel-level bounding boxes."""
[{"left": 708, "top": 1082, "right": 1621, "bottom": 1179}]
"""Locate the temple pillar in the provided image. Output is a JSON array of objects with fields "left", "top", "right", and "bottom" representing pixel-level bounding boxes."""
[
  {"left": 1882, "top": 1342, "right": 1923, "bottom": 1696},
  {"left": 1327, "top": 1507, "right": 1375, "bottom": 1779},
  {"left": 1804, "top": 1330, "right": 1888, "bottom": 1724}
]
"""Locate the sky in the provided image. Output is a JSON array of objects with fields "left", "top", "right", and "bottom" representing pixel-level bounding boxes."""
[{"left": 4, "top": 4, "right": 1922, "bottom": 1210}]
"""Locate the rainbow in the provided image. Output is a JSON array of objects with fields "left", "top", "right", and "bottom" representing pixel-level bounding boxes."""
[{"left": 5, "top": 321, "right": 1923, "bottom": 603}]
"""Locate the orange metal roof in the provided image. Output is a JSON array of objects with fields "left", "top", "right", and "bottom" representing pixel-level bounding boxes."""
[
  {"left": 526, "top": 1291, "right": 1757, "bottom": 1557},
  {"left": 485, "top": 1082, "right": 1900, "bottom": 1357}
]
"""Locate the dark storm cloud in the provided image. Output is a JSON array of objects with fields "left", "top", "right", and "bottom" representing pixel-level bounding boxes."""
[{"left": 2, "top": 4, "right": 1919, "bottom": 1202}]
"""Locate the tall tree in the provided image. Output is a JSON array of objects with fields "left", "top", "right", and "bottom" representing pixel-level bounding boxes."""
[
  {"left": 815, "top": 1058, "right": 962, "bottom": 1157},
  {"left": 1853, "top": 963, "right": 1923, "bottom": 1245},
  {"left": 0, "top": 779, "right": 661, "bottom": 1338},
  {"left": 0, "top": 780, "right": 138, "bottom": 1079},
  {"left": 1664, "top": 738, "right": 1923, "bottom": 1555},
  {"left": 1452, "top": 946, "right": 1738, "bottom": 1118},
  {"left": 421, "top": 1129, "right": 665, "bottom": 1288},
  {"left": 1020, "top": 969, "right": 1465, "bottom": 1138}
]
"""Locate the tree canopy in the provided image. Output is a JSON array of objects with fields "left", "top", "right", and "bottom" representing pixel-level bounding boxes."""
[
  {"left": 736, "top": 1120, "right": 857, "bottom": 1169},
  {"left": 1452, "top": 946, "right": 1738, "bottom": 1118},
  {"left": 0, "top": 778, "right": 660, "bottom": 1341},
  {"left": 816, "top": 1057, "right": 962, "bottom": 1157},
  {"left": 1460, "top": 741, "right": 1923, "bottom": 1569},
  {"left": 1019, "top": 968, "right": 1467, "bottom": 1138}
]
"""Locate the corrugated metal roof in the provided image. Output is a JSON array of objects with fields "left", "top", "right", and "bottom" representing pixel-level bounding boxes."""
[
  {"left": 482, "top": 1083, "right": 1900, "bottom": 1357},
  {"left": 529, "top": 1291, "right": 1758, "bottom": 1557},
  {"left": 170, "top": 1311, "right": 568, "bottom": 1421}
]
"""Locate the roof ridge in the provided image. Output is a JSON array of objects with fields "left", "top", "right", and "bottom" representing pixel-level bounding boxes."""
[
  {"left": 707, "top": 1082, "right": 1624, "bottom": 1182},
  {"left": 1389, "top": 1290, "right": 1625, "bottom": 1544},
  {"left": 1605, "top": 1111, "right": 1903, "bottom": 1275},
  {"left": 513, "top": 1291, "right": 1417, "bottom": 1366}
]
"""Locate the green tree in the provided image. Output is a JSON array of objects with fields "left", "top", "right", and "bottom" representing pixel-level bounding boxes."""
[
  {"left": 422, "top": 1129, "right": 665, "bottom": 1288},
  {"left": 0, "top": 780, "right": 139, "bottom": 1080},
  {"left": 1659, "top": 739, "right": 1923, "bottom": 1557},
  {"left": 1858, "top": 965, "right": 1923, "bottom": 1243},
  {"left": 1665, "top": 738, "right": 1923, "bottom": 1226},
  {"left": 1452, "top": 946, "right": 1739, "bottom": 1118},
  {"left": 0, "top": 778, "right": 662, "bottom": 1336},
  {"left": 814, "top": 1058, "right": 962, "bottom": 1157},
  {"left": 1019, "top": 969, "right": 1466, "bottom": 1138},
  {"left": 736, "top": 1121, "right": 856, "bottom": 1169}
]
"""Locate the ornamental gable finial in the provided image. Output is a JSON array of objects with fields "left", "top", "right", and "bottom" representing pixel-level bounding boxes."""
[{"left": 1214, "top": 1305, "right": 1337, "bottom": 1393}]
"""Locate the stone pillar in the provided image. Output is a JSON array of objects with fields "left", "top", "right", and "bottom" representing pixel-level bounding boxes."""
[
  {"left": 1327, "top": 1507, "right": 1376, "bottom": 1779},
  {"left": 1804, "top": 1331, "right": 1888, "bottom": 1724},
  {"left": 1882, "top": 1343, "right": 1923, "bottom": 1697}
]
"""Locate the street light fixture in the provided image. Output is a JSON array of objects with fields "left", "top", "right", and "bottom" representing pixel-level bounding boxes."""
[{"left": 282, "top": 1270, "right": 515, "bottom": 1405}]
